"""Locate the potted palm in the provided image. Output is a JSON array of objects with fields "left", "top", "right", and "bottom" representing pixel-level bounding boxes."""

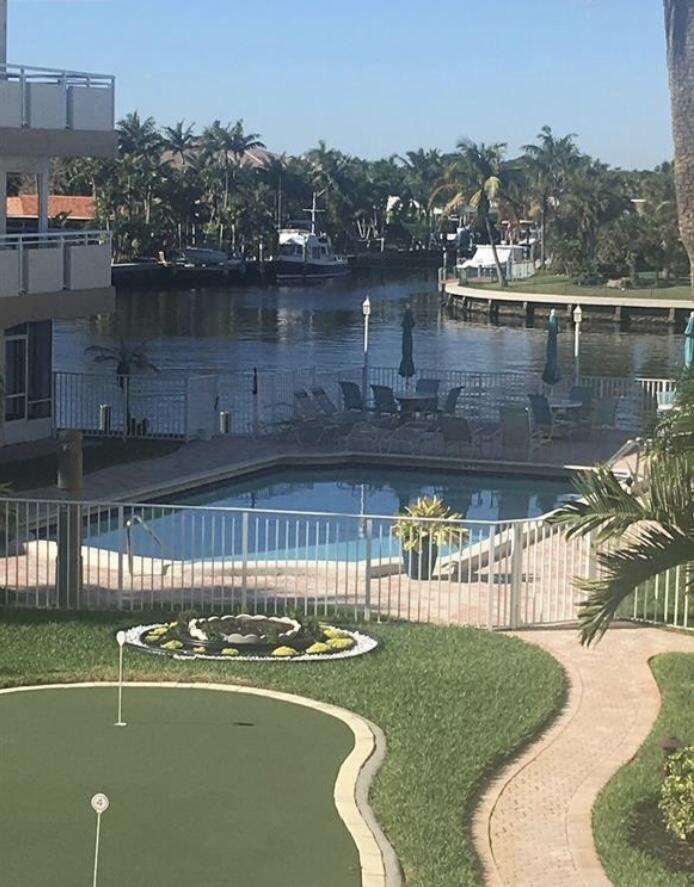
[{"left": 393, "top": 495, "right": 465, "bottom": 580}]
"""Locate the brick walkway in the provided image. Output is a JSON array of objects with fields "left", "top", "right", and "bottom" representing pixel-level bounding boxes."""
[{"left": 473, "top": 624, "right": 694, "bottom": 887}]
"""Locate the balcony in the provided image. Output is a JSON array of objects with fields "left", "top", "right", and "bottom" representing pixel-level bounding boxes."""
[
  {"left": 0, "top": 230, "right": 114, "bottom": 323},
  {"left": 0, "top": 64, "right": 116, "bottom": 158}
]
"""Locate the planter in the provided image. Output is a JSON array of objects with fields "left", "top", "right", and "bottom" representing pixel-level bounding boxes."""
[{"left": 403, "top": 542, "right": 438, "bottom": 580}]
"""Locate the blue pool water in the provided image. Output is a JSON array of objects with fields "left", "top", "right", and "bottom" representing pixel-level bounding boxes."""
[{"left": 86, "top": 467, "right": 575, "bottom": 562}]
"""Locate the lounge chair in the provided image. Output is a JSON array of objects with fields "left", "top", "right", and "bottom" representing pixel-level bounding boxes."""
[
  {"left": 371, "top": 384, "right": 399, "bottom": 416},
  {"left": 569, "top": 385, "right": 593, "bottom": 408},
  {"left": 528, "top": 393, "right": 572, "bottom": 439},
  {"left": 656, "top": 390, "right": 677, "bottom": 412},
  {"left": 340, "top": 380, "right": 365, "bottom": 412},
  {"left": 500, "top": 405, "right": 544, "bottom": 455},
  {"left": 437, "top": 415, "right": 475, "bottom": 456},
  {"left": 593, "top": 396, "right": 618, "bottom": 429},
  {"left": 415, "top": 378, "right": 441, "bottom": 413},
  {"left": 442, "top": 386, "right": 463, "bottom": 416}
]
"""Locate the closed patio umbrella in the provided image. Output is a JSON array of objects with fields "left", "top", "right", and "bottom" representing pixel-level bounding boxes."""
[
  {"left": 542, "top": 309, "right": 561, "bottom": 386},
  {"left": 398, "top": 307, "right": 416, "bottom": 380},
  {"left": 684, "top": 311, "right": 694, "bottom": 370}
]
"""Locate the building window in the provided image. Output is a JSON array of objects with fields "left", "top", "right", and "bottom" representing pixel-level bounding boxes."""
[{"left": 4, "top": 321, "right": 52, "bottom": 423}]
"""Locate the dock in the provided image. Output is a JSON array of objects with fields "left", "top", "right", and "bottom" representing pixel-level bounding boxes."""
[{"left": 443, "top": 280, "right": 693, "bottom": 326}]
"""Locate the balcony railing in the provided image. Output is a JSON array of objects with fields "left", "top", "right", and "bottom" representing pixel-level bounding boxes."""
[
  {"left": 0, "top": 230, "right": 112, "bottom": 297},
  {"left": 0, "top": 63, "right": 115, "bottom": 131}
]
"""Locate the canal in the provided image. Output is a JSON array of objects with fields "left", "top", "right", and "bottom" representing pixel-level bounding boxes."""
[{"left": 55, "top": 269, "right": 684, "bottom": 379}]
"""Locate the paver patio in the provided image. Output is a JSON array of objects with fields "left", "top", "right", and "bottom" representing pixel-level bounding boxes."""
[{"left": 473, "top": 624, "right": 694, "bottom": 887}]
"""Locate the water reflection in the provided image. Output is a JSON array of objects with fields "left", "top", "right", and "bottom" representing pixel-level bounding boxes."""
[{"left": 55, "top": 269, "right": 682, "bottom": 377}]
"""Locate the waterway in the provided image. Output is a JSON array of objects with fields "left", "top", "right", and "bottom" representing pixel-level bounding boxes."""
[{"left": 55, "top": 269, "right": 684, "bottom": 379}]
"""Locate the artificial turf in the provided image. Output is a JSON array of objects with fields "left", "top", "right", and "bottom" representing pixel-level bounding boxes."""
[
  {"left": 0, "top": 609, "right": 567, "bottom": 887},
  {"left": 1, "top": 687, "right": 358, "bottom": 887},
  {"left": 593, "top": 652, "right": 694, "bottom": 887}
]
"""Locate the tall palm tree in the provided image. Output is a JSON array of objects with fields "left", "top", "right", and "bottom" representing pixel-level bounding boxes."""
[
  {"left": 85, "top": 338, "right": 159, "bottom": 378},
  {"left": 664, "top": 0, "right": 694, "bottom": 294},
  {"left": 522, "top": 126, "right": 580, "bottom": 267},
  {"left": 162, "top": 120, "right": 197, "bottom": 168},
  {"left": 431, "top": 141, "right": 509, "bottom": 286}
]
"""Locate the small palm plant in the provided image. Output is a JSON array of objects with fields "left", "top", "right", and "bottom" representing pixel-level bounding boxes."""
[{"left": 393, "top": 495, "right": 465, "bottom": 580}]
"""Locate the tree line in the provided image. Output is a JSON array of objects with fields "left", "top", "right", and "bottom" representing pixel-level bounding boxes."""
[{"left": 45, "top": 115, "right": 688, "bottom": 285}]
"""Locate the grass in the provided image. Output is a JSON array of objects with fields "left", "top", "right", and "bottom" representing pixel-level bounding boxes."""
[
  {"left": 0, "top": 438, "right": 181, "bottom": 492},
  {"left": 1, "top": 686, "right": 359, "bottom": 886},
  {"left": 0, "top": 609, "right": 566, "bottom": 887},
  {"left": 464, "top": 271, "right": 693, "bottom": 302},
  {"left": 593, "top": 652, "right": 694, "bottom": 886}
]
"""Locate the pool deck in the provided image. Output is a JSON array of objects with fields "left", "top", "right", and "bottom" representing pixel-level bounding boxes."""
[{"left": 24, "top": 428, "right": 633, "bottom": 504}]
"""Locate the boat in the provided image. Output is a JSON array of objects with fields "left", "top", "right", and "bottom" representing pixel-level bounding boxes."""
[
  {"left": 271, "top": 193, "right": 350, "bottom": 283},
  {"left": 177, "top": 247, "right": 246, "bottom": 273}
]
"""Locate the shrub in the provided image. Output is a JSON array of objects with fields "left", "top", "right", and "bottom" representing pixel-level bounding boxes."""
[
  {"left": 272, "top": 646, "right": 298, "bottom": 658},
  {"left": 221, "top": 647, "right": 239, "bottom": 657},
  {"left": 306, "top": 642, "right": 331, "bottom": 655},
  {"left": 392, "top": 495, "right": 464, "bottom": 553},
  {"left": 660, "top": 746, "right": 694, "bottom": 843},
  {"left": 160, "top": 640, "right": 184, "bottom": 651},
  {"left": 327, "top": 637, "right": 355, "bottom": 651}
]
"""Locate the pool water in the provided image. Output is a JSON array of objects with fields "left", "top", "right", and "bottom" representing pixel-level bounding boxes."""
[{"left": 86, "top": 467, "right": 576, "bottom": 562}]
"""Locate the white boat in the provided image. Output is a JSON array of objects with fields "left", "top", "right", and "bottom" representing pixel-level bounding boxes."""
[{"left": 271, "top": 193, "right": 350, "bottom": 283}]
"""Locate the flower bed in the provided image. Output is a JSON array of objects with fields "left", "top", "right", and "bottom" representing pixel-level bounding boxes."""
[{"left": 123, "top": 612, "right": 378, "bottom": 662}]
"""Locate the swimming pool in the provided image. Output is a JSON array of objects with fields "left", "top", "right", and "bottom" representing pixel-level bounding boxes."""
[{"left": 86, "top": 466, "right": 576, "bottom": 563}]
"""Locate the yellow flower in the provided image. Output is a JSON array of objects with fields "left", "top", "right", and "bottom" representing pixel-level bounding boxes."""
[
  {"left": 221, "top": 647, "right": 239, "bottom": 657},
  {"left": 327, "top": 637, "right": 355, "bottom": 651},
  {"left": 272, "top": 646, "right": 298, "bottom": 658},
  {"left": 149, "top": 626, "right": 168, "bottom": 637},
  {"left": 306, "top": 642, "right": 331, "bottom": 655},
  {"left": 161, "top": 640, "right": 184, "bottom": 651},
  {"left": 322, "top": 626, "right": 349, "bottom": 640},
  {"left": 144, "top": 634, "right": 161, "bottom": 644},
  {"left": 192, "top": 646, "right": 206, "bottom": 654}
]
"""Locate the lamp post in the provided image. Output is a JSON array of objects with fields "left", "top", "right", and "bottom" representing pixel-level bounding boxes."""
[
  {"left": 362, "top": 296, "right": 371, "bottom": 404},
  {"left": 115, "top": 631, "right": 126, "bottom": 727},
  {"left": 90, "top": 793, "right": 110, "bottom": 887},
  {"left": 573, "top": 304, "right": 583, "bottom": 382}
]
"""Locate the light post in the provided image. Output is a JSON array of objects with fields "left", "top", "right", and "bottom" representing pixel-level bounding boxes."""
[
  {"left": 573, "top": 304, "right": 583, "bottom": 382},
  {"left": 362, "top": 296, "right": 371, "bottom": 404}
]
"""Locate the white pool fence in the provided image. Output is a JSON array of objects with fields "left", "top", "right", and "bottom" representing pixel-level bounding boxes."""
[{"left": 0, "top": 496, "right": 688, "bottom": 633}]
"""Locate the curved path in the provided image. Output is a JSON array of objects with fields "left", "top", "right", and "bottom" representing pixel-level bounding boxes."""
[{"left": 473, "top": 624, "right": 694, "bottom": 887}]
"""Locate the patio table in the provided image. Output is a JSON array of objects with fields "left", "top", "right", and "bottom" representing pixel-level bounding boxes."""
[{"left": 395, "top": 392, "right": 438, "bottom": 417}]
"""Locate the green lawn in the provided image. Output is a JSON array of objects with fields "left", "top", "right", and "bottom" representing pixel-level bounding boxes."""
[
  {"left": 0, "top": 609, "right": 566, "bottom": 887},
  {"left": 464, "top": 272, "right": 693, "bottom": 302},
  {"left": 1, "top": 686, "right": 359, "bottom": 887},
  {"left": 0, "top": 439, "right": 181, "bottom": 492},
  {"left": 593, "top": 652, "right": 694, "bottom": 886}
]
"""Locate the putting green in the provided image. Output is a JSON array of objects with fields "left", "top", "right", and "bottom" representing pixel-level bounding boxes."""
[{"left": 0, "top": 686, "right": 361, "bottom": 886}]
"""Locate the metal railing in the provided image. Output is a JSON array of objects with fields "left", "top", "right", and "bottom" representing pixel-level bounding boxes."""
[
  {"left": 50, "top": 365, "right": 675, "bottom": 442},
  {"left": 0, "top": 230, "right": 111, "bottom": 296},
  {"left": 0, "top": 62, "right": 115, "bottom": 130},
  {"left": 0, "top": 496, "right": 593, "bottom": 628}
]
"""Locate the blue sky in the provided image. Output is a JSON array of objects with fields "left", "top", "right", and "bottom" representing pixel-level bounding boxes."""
[{"left": 8, "top": 0, "right": 672, "bottom": 168}]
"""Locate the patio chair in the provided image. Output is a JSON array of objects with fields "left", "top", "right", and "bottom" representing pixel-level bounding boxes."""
[
  {"left": 415, "top": 378, "right": 441, "bottom": 413},
  {"left": 311, "top": 386, "right": 364, "bottom": 436},
  {"left": 442, "top": 386, "right": 463, "bottom": 416},
  {"left": 656, "top": 390, "right": 676, "bottom": 412},
  {"left": 294, "top": 389, "right": 322, "bottom": 422},
  {"left": 371, "top": 384, "right": 399, "bottom": 416},
  {"left": 593, "top": 396, "right": 618, "bottom": 429},
  {"left": 339, "top": 380, "right": 365, "bottom": 412},
  {"left": 437, "top": 415, "right": 475, "bottom": 456},
  {"left": 500, "top": 405, "right": 543, "bottom": 455},
  {"left": 528, "top": 393, "right": 572, "bottom": 439},
  {"left": 569, "top": 385, "right": 593, "bottom": 408}
]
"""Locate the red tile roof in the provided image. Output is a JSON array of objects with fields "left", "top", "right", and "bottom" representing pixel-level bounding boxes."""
[{"left": 6, "top": 195, "right": 96, "bottom": 220}]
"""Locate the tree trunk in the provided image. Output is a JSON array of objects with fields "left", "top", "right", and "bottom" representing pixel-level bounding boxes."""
[
  {"left": 540, "top": 203, "right": 547, "bottom": 267},
  {"left": 664, "top": 0, "right": 694, "bottom": 295},
  {"left": 486, "top": 216, "right": 507, "bottom": 287}
]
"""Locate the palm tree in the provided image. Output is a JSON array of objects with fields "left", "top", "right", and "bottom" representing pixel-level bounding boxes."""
[
  {"left": 522, "top": 126, "right": 580, "bottom": 266},
  {"left": 431, "top": 141, "right": 509, "bottom": 286},
  {"left": 85, "top": 338, "right": 159, "bottom": 378},
  {"left": 162, "top": 120, "right": 197, "bottom": 168},
  {"left": 664, "top": 0, "right": 694, "bottom": 294}
]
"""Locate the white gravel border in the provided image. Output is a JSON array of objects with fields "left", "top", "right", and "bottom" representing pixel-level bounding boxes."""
[{"left": 123, "top": 623, "right": 378, "bottom": 662}]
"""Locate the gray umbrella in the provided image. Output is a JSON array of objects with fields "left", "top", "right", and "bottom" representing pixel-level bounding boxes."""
[
  {"left": 542, "top": 309, "right": 561, "bottom": 386},
  {"left": 398, "top": 307, "right": 416, "bottom": 379}
]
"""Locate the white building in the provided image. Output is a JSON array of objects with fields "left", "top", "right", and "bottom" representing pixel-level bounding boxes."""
[{"left": 0, "top": 0, "right": 116, "bottom": 446}]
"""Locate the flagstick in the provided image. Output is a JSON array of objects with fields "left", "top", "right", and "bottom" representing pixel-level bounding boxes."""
[
  {"left": 91, "top": 794, "right": 109, "bottom": 887},
  {"left": 115, "top": 631, "right": 126, "bottom": 727}
]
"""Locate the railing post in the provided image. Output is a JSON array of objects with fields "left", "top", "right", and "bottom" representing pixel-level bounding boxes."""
[
  {"left": 510, "top": 523, "right": 523, "bottom": 629},
  {"left": 364, "top": 518, "right": 372, "bottom": 622},
  {"left": 117, "top": 505, "right": 124, "bottom": 609},
  {"left": 241, "top": 511, "right": 249, "bottom": 611},
  {"left": 487, "top": 524, "right": 496, "bottom": 629}
]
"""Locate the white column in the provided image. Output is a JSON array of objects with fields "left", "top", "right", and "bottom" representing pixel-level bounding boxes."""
[
  {"left": 0, "top": 162, "right": 7, "bottom": 236},
  {"left": 37, "top": 162, "right": 49, "bottom": 234},
  {"left": 0, "top": 0, "right": 7, "bottom": 68}
]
